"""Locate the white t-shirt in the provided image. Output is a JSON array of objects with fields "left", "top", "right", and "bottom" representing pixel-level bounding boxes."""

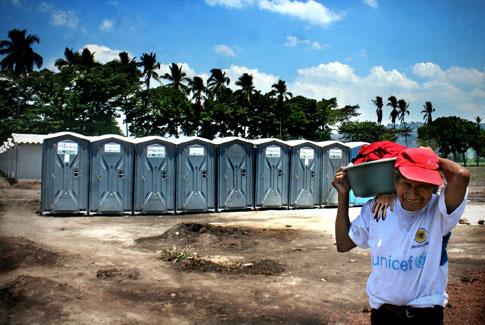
[{"left": 349, "top": 187, "right": 467, "bottom": 309}]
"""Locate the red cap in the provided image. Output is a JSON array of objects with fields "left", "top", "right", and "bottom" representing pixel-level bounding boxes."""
[{"left": 395, "top": 148, "right": 443, "bottom": 186}]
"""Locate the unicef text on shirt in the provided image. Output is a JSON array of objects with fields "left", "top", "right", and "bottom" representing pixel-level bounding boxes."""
[{"left": 371, "top": 254, "right": 427, "bottom": 272}]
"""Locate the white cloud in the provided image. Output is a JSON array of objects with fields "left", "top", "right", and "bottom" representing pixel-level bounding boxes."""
[
  {"left": 364, "top": 0, "right": 378, "bottom": 8},
  {"left": 365, "top": 66, "right": 418, "bottom": 89},
  {"left": 10, "top": 0, "right": 22, "bottom": 7},
  {"left": 158, "top": 62, "right": 209, "bottom": 81},
  {"left": 413, "top": 62, "right": 485, "bottom": 86},
  {"left": 296, "top": 62, "right": 359, "bottom": 84},
  {"left": 100, "top": 19, "right": 115, "bottom": 31},
  {"left": 83, "top": 44, "right": 127, "bottom": 64},
  {"left": 226, "top": 65, "right": 279, "bottom": 93},
  {"left": 38, "top": 3, "right": 80, "bottom": 29},
  {"left": 206, "top": 0, "right": 342, "bottom": 27},
  {"left": 284, "top": 35, "right": 325, "bottom": 50},
  {"left": 289, "top": 61, "right": 484, "bottom": 122},
  {"left": 205, "top": 0, "right": 254, "bottom": 9},
  {"left": 258, "top": 0, "right": 342, "bottom": 27},
  {"left": 214, "top": 44, "right": 237, "bottom": 57},
  {"left": 412, "top": 62, "right": 444, "bottom": 79},
  {"left": 51, "top": 9, "right": 79, "bottom": 28},
  {"left": 38, "top": 2, "right": 52, "bottom": 12}
]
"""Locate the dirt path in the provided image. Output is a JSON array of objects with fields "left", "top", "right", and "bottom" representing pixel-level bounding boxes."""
[{"left": 0, "top": 180, "right": 484, "bottom": 324}]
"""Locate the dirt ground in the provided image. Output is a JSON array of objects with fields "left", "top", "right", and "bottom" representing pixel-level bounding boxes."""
[{"left": 0, "top": 179, "right": 484, "bottom": 324}]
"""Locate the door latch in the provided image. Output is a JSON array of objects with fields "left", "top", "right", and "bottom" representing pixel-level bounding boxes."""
[
  {"left": 118, "top": 169, "right": 124, "bottom": 179},
  {"left": 74, "top": 167, "right": 80, "bottom": 177}
]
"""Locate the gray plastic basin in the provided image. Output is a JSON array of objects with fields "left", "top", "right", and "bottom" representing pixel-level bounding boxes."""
[{"left": 345, "top": 158, "right": 396, "bottom": 197}]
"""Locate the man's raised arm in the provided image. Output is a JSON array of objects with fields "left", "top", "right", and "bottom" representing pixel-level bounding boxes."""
[{"left": 332, "top": 168, "right": 356, "bottom": 253}]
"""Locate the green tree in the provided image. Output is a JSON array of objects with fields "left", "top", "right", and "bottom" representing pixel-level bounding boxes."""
[
  {"left": 397, "top": 99, "right": 410, "bottom": 146},
  {"left": 55, "top": 47, "right": 81, "bottom": 71},
  {"left": 372, "top": 96, "right": 383, "bottom": 124},
  {"left": 234, "top": 73, "right": 256, "bottom": 137},
  {"left": 235, "top": 73, "right": 255, "bottom": 104},
  {"left": 0, "top": 29, "right": 43, "bottom": 119},
  {"left": 0, "top": 29, "right": 43, "bottom": 76},
  {"left": 140, "top": 52, "right": 160, "bottom": 90},
  {"left": 162, "top": 62, "right": 189, "bottom": 94},
  {"left": 423, "top": 116, "right": 475, "bottom": 164},
  {"left": 128, "top": 87, "right": 192, "bottom": 137},
  {"left": 471, "top": 116, "right": 483, "bottom": 166},
  {"left": 107, "top": 52, "right": 142, "bottom": 135},
  {"left": 270, "top": 79, "right": 292, "bottom": 138},
  {"left": 207, "top": 68, "right": 230, "bottom": 100},
  {"left": 339, "top": 121, "right": 398, "bottom": 142},
  {"left": 187, "top": 76, "right": 206, "bottom": 136},
  {"left": 387, "top": 95, "right": 398, "bottom": 128},
  {"left": 421, "top": 101, "right": 435, "bottom": 126}
]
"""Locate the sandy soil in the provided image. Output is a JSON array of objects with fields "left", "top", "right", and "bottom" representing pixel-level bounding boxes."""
[{"left": 0, "top": 179, "right": 483, "bottom": 324}]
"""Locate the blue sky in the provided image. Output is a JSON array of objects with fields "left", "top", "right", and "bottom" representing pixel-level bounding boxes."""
[{"left": 1, "top": 0, "right": 484, "bottom": 123}]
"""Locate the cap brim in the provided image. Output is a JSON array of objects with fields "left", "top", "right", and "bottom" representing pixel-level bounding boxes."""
[{"left": 399, "top": 166, "right": 443, "bottom": 186}]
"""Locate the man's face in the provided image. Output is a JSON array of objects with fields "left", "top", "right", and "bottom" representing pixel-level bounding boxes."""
[{"left": 395, "top": 176, "right": 434, "bottom": 211}]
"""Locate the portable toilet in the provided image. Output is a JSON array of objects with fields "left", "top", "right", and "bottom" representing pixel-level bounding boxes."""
[
  {"left": 286, "top": 140, "right": 322, "bottom": 208},
  {"left": 252, "top": 138, "right": 290, "bottom": 209},
  {"left": 175, "top": 137, "right": 215, "bottom": 213},
  {"left": 318, "top": 141, "right": 350, "bottom": 206},
  {"left": 345, "top": 141, "right": 373, "bottom": 206},
  {"left": 133, "top": 136, "right": 176, "bottom": 214},
  {"left": 89, "top": 135, "right": 134, "bottom": 215},
  {"left": 213, "top": 137, "right": 254, "bottom": 211},
  {"left": 40, "top": 132, "right": 90, "bottom": 214}
]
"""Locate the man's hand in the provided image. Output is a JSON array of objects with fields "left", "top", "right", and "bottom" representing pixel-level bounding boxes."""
[
  {"left": 372, "top": 193, "right": 395, "bottom": 222},
  {"left": 332, "top": 167, "right": 351, "bottom": 194}
]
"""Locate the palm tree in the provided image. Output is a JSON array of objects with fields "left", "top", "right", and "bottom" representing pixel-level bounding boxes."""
[
  {"left": 139, "top": 52, "right": 160, "bottom": 89},
  {"left": 235, "top": 73, "right": 255, "bottom": 104},
  {"left": 80, "top": 48, "right": 96, "bottom": 68},
  {"left": 0, "top": 29, "right": 43, "bottom": 76},
  {"left": 188, "top": 76, "right": 206, "bottom": 136},
  {"left": 207, "top": 68, "right": 230, "bottom": 100},
  {"left": 188, "top": 76, "right": 206, "bottom": 107},
  {"left": 0, "top": 28, "right": 43, "bottom": 117},
  {"left": 387, "top": 96, "right": 398, "bottom": 128},
  {"left": 118, "top": 51, "right": 139, "bottom": 70},
  {"left": 270, "top": 79, "right": 293, "bottom": 138},
  {"left": 397, "top": 99, "right": 410, "bottom": 125},
  {"left": 372, "top": 96, "right": 383, "bottom": 124},
  {"left": 162, "top": 62, "right": 189, "bottom": 94},
  {"left": 397, "top": 99, "right": 410, "bottom": 146},
  {"left": 421, "top": 101, "right": 435, "bottom": 126},
  {"left": 55, "top": 47, "right": 81, "bottom": 71}
]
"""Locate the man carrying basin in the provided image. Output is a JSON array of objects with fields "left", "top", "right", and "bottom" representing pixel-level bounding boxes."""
[{"left": 332, "top": 147, "right": 470, "bottom": 324}]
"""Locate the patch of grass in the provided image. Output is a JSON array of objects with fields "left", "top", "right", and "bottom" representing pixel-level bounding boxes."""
[{"left": 158, "top": 246, "right": 198, "bottom": 263}]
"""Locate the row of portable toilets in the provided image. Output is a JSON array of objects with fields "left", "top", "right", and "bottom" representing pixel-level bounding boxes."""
[{"left": 38, "top": 132, "right": 369, "bottom": 215}]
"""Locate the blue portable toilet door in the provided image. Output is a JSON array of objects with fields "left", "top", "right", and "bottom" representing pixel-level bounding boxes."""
[
  {"left": 292, "top": 146, "right": 318, "bottom": 208},
  {"left": 136, "top": 143, "right": 173, "bottom": 213},
  {"left": 220, "top": 142, "right": 252, "bottom": 210},
  {"left": 323, "top": 145, "right": 348, "bottom": 205},
  {"left": 260, "top": 144, "right": 287, "bottom": 208},
  {"left": 45, "top": 139, "right": 88, "bottom": 212},
  {"left": 180, "top": 144, "right": 211, "bottom": 211},
  {"left": 93, "top": 141, "right": 131, "bottom": 213}
]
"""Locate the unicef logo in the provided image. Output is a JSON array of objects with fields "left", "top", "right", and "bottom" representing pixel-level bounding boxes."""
[{"left": 415, "top": 228, "right": 427, "bottom": 243}]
